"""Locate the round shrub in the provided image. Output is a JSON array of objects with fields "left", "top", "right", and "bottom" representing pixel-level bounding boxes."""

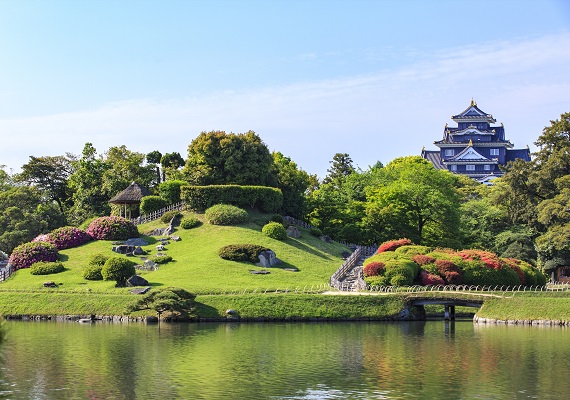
[
  {"left": 412, "top": 254, "right": 436, "bottom": 266},
  {"left": 270, "top": 214, "right": 284, "bottom": 224},
  {"left": 390, "top": 274, "right": 410, "bottom": 286},
  {"left": 101, "top": 257, "right": 136, "bottom": 287},
  {"left": 86, "top": 216, "right": 139, "bottom": 240},
  {"left": 309, "top": 227, "right": 322, "bottom": 237},
  {"left": 420, "top": 270, "right": 445, "bottom": 286},
  {"left": 377, "top": 238, "right": 413, "bottom": 253},
  {"left": 30, "top": 261, "right": 65, "bottom": 275},
  {"left": 262, "top": 222, "right": 287, "bottom": 240},
  {"left": 160, "top": 210, "right": 183, "bottom": 224},
  {"left": 364, "top": 275, "right": 389, "bottom": 287},
  {"left": 45, "top": 226, "right": 91, "bottom": 250},
  {"left": 151, "top": 255, "right": 173, "bottom": 264},
  {"left": 89, "top": 253, "right": 110, "bottom": 267},
  {"left": 219, "top": 244, "right": 269, "bottom": 263},
  {"left": 83, "top": 264, "right": 103, "bottom": 280},
  {"left": 181, "top": 217, "right": 201, "bottom": 229},
  {"left": 9, "top": 242, "right": 59, "bottom": 270},
  {"left": 205, "top": 204, "right": 248, "bottom": 225},
  {"left": 140, "top": 196, "right": 168, "bottom": 215},
  {"left": 395, "top": 245, "right": 431, "bottom": 257},
  {"left": 363, "top": 261, "right": 385, "bottom": 277},
  {"left": 435, "top": 260, "right": 462, "bottom": 284}
]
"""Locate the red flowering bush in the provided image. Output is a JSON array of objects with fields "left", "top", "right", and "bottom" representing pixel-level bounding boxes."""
[
  {"left": 8, "top": 242, "right": 59, "bottom": 270},
  {"left": 35, "top": 226, "right": 92, "bottom": 250},
  {"left": 434, "top": 260, "right": 462, "bottom": 284},
  {"left": 86, "top": 216, "right": 139, "bottom": 240},
  {"left": 412, "top": 254, "right": 436, "bottom": 266},
  {"left": 420, "top": 270, "right": 445, "bottom": 286},
  {"left": 363, "top": 261, "right": 385, "bottom": 277},
  {"left": 376, "top": 239, "right": 413, "bottom": 253},
  {"left": 457, "top": 250, "right": 503, "bottom": 270},
  {"left": 501, "top": 258, "right": 526, "bottom": 285}
]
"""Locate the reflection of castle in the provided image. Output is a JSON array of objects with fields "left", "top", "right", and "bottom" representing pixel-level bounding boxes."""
[{"left": 421, "top": 100, "right": 531, "bottom": 184}]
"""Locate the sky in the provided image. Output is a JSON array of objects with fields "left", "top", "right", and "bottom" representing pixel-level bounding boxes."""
[{"left": 1, "top": 0, "right": 569, "bottom": 179}]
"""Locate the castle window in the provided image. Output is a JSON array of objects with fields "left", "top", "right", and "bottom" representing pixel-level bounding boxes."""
[
  {"left": 444, "top": 149, "right": 454, "bottom": 156},
  {"left": 490, "top": 148, "right": 500, "bottom": 156},
  {"left": 450, "top": 165, "right": 457, "bottom": 171},
  {"left": 484, "top": 164, "right": 491, "bottom": 171},
  {"left": 466, "top": 165, "right": 475, "bottom": 171}
]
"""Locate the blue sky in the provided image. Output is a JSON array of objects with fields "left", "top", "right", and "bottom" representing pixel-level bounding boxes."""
[{"left": 1, "top": 0, "right": 569, "bottom": 178}]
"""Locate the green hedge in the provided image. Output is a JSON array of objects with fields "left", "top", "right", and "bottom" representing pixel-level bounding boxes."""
[
  {"left": 181, "top": 185, "right": 282, "bottom": 213},
  {"left": 205, "top": 204, "right": 248, "bottom": 225},
  {"left": 30, "top": 261, "right": 65, "bottom": 275},
  {"left": 140, "top": 196, "right": 168, "bottom": 215}
]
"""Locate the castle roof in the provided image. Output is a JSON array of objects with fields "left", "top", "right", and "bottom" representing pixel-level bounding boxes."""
[{"left": 451, "top": 99, "right": 496, "bottom": 123}]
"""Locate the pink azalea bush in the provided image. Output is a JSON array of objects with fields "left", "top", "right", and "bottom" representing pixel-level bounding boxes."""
[
  {"left": 86, "top": 216, "right": 139, "bottom": 240},
  {"left": 376, "top": 238, "right": 413, "bottom": 253},
  {"left": 9, "top": 242, "right": 59, "bottom": 270},
  {"left": 33, "top": 226, "right": 92, "bottom": 250}
]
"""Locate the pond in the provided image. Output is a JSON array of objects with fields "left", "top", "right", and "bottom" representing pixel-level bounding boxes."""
[{"left": 0, "top": 320, "right": 568, "bottom": 399}]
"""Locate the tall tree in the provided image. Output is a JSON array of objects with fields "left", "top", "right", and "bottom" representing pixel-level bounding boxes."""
[
  {"left": 102, "top": 145, "right": 155, "bottom": 196},
  {"left": 183, "top": 130, "right": 276, "bottom": 186},
  {"left": 160, "top": 152, "right": 185, "bottom": 181},
  {"left": 272, "top": 152, "right": 310, "bottom": 218},
  {"left": 322, "top": 153, "right": 354, "bottom": 186},
  {"left": 146, "top": 150, "right": 163, "bottom": 184}
]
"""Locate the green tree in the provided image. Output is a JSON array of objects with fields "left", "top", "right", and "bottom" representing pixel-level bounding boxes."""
[
  {"left": 102, "top": 145, "right": 155, "bottom": 196},
  {"left": 183, "top": 130, "right": 276, "bottom": 186},
  {"left": 364, "top": 156, "right": 461, "bottom": 246},
  {"left": 272, "top": 152, "right": 310, "bottom": 217},
  {"left": 160, "top": 152, "right": 185, "bottom": 181},
  {"left": 15, "top": 155, "right": 74, "bottom": 213},
  {"left": 322, "top": 153, "right": 354, "bottom": 186},
  {"left": 146, "top": 150, "right": 163, "bottom": 184}
]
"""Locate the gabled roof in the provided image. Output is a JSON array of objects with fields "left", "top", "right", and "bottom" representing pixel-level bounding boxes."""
[
  {"left": 452, "top": 100, "right": 496, "bottom": 123},
  {"left": 448, "top": 144, "right": 492, "bottom": 162},
  {"left": 108, "top": 182, "right": 151, "bottom": 204},
  {"left": 421, "top": 150, "right": 446, "bottom": 169}
]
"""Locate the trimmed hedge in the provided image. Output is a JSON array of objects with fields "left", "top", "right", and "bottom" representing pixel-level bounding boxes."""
[
  {"left": 205, "top": 204, "right": 248, "bottom": 225},
  {"left": 140, "top": 196, "right": 168, "bottom": 215},
  {"left": 30, "top": 261, "right": 65, "bottom": 275},
  {"left": 180, "top": 217, "right": 201, "bottom": 229},
  {"left": 83, "top": 264, "right": 103, "bottom": 280},
  {"left": 86, "top": 216, "right": 139, "bottom": 240},
  {"left": 262, "top": 222, "right": 287, "bottom": 240},
  {"left": 182, "top": 185, "right": 283, "bottom": 213},
  {"left": 218, "top": 244, "right": 269, "bottom": 263}
]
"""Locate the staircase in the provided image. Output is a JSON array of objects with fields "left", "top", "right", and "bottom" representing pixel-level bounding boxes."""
[{"left": 330, "top": 248, "right": 368, "bottom": 291}]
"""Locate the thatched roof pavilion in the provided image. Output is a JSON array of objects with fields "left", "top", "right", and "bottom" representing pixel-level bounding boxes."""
[{"left": 108, "top": 182, "right": 151, "bottom": 218}]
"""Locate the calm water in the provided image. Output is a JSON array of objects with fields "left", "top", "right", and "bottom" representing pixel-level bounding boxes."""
[{"left": 0, "top": 320, "right": 568, "bottom": 399}]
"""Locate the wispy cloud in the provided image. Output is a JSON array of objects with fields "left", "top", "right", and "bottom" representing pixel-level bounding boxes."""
[{"left": 2, "top": 32, "right": 569, "bottom": 177}]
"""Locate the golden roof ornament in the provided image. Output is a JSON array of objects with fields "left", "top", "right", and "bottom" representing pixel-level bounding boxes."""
[
  {"left": 468, "top": 139, "right": 473, "bottom": 146},
  {"left": 470, "top": 98, "right": 477, "bottom": 106}
]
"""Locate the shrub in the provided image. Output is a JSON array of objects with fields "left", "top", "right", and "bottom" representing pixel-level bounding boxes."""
[
  {"left": 262, "top": 222, "right": 288, "bottom": 240},
  {"left": 140, "top": 196, "right": 168, "bottom": 215},
  {"left": 412, "top": 254, "right": 436, "bottom": 266},
  {"left": 83, "top": 264, "right": 103, "bottom": 280},
  {"left": 86, "top": 216, "right": 139, "bottom": 240},
  {"left": 45, "top": 226, "right": 91, "bottom": 250},
  {"left": 30, "top": 261, "right": 65, "bottom": 275},
  {"left": 158, "top": 180, "right": 189, "bottom": 204},
  {"left": 420, "top": 270, "right": 445, "bottom": 286},
  {"left": 180, "top": 217, "right": 201, "bottom": 229},
  {"left": 457, "top": 249, "right": 503, "bottom": 270},
  {"left": 270, "top": 214, "right": 284, "bottom": 224},
  {"left": 363, "top": 261, "right": 385, "bottom": 277},
  {"left": 9, "top": 242, "right": 59, "bottom": 270},
  {"left": 160, "top": 210, "right": 182, "bottom": 224},
  {"left": 151, "top": 255, "right": 173, "bottom": 264},
  {"left": 395, "top": 245, "right": 431, "bottom": 257},
  {"left": 310, "top": 227, "right": 322, "bottom": 237},
  {"left": 89, "top": 253, "right": 110, "bottom": 267},
  {"left": 435, "top": 260, "right": 462, "bottom": 284},
  {"left": 364, "top": 275, "right": 389, "bottom": 287},
  {"left": 377, "top": 239, "right": 413, "bottom": 253},
  {"left": 218, "top": 244, "right": 269, "bottom": 263},
  {"left": 205, "top": 204, "right": 248, "bottom": 225},
  {"left": 101, "top": 257, "right": 136, "bottom": 287},
  {"left": 127, "top": 287, "right": 196, "bottom": 317},
  {"left": 390, "top": 275, "right": 410, "bottom": 286}
]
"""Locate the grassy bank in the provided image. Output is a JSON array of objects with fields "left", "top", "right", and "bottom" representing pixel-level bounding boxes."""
[{"left": 476, "top": 292, "right": 570, "bottom": 321}]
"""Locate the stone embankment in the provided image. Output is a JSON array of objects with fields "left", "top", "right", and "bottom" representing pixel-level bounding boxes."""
[{"left": 474, "top": 316, "right": 569, "bottom": 326}]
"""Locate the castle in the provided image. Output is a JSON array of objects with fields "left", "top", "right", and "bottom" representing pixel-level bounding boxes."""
[{"left": 421, "top": 100, "right": 531, "bottom": 184}]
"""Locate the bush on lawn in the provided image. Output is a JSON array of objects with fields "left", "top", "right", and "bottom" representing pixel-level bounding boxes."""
[
  {"left": 9, "top": 242, "right": 59, "bottom": 270},
  {"left": 218, "top": 244, "right": 269, "bottom": 263},
  {"left": 101, "top": 257, "right": 136, "bottom": 287},
  {"left": 205, "top": 204, "right": 248, "bottom": 226},
  {"left": 86, "top": 216, "right": 139, "bottom": 240},
  {"left": 83, "top": 264, "right": 103, "bottom": 280},
  {"left": 262, "top": 222, "right": 287, "bottom": 240},
  {"left": 180, "top": 217, "right": 201, "bottom": 229},
  {"left": 160, "top": 210, "right": 182, "bottom": 224},
  {"left": 30, "top": 261, "right": 65, "bottom": 275}
]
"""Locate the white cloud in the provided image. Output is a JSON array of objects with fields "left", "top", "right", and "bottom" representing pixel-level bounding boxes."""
[{"left": 1, "top": 32, "right": 569, "bottom": 178}]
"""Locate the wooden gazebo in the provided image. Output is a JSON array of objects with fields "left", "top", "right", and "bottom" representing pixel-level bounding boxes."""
[{"left": 108, "top": 182, "right": 150, "bottom": 218}]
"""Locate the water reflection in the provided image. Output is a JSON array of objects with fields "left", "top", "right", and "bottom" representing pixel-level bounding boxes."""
[{"left": 0, "top": 321, "right": 568, "bottom": 399}]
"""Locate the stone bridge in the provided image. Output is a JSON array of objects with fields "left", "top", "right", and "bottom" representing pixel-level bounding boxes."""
[{"left": 409, "top": 297, "right": 485, "bottom": 320}]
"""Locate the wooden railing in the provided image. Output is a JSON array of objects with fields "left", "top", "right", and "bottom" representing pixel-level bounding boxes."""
[
  {"left": 0, "top": 263, "right": 13, "bottom": 282},
  {"left": 329, "top": 247, "right": 363, "bottom": 290},
  {"left": 132, "top": 202, "right": 186, "bottom": 226}
]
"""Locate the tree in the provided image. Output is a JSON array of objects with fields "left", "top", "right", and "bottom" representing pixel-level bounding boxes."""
[
  {"left": 146, "top": 150, "right": 163, "bottom": 184},
  {"left": 160, "top": 152, "right": 185, "bottom": 181},
  {"left": 15, "top": 155, "right": 74, "bottom": 213},
  {"left": 101, "top": 257, "right": 136, "bottom": 287},
  {"left": 364, "top": 156, "right": 461, "bottom": 246},
  {"left": 183, "top": 130, "right": 276, "bottom": 186},
  {"left": 272, "top": 152, "right": 310, "bottom": 217},
  {"left": 322, "top": 153, "right": 354, "bottom": 186},
  {"left": 102, "top": 145, "right": 155, "bottom": 196}
]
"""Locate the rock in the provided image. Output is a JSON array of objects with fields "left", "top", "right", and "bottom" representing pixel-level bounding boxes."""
[
  {"left": 320, "top": 235, "right": 333, "bottom": 243},
  {"left": 133, "top": 246, "right": 146, "bottom": 255},
  {"left": 143, "top": 260, "right": 159, "bottom": 270},
  {"left": 170, "top": 235, "right": 181, "bottom": 241},
  {"left": 113, "top": 245, "right": 137, "bottom": 254},
  {"left": 145, "top": 228, "right": 165, "bottom": 236},
  {"left": 156, "top": 245, "right": 165, "bottom": 251},
  {"left": 43, "top": 281, "right": 57, "bottom": 288},
  {"left": 283, "top": 268, "right": 299, "bottom": 272},
  {"left": 164, "top": 225, "right": 174, "bottom": 236},
  {"left": 255, "top": 250, "right": 281, "bottom": 268},
  {"left": 127, "top": 275, "right": 149, "bottom": 287},
  {"left": 286, "top": 226, "right": 301, "bottom": 238},
  {"left": 250, "top": 270, "right": 271, "bottom": 274},
  {"left": 125, "top": 238, "right": 149, "bottom": 246}
]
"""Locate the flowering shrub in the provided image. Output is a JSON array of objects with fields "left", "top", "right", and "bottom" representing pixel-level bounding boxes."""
[
  {"left": 457, "top": 250, "right": 503, "bottom": 270},
  {"left": 44, "top": 226, "right": 91, "bottom": 250},
  {"left": 32, "top": 234, "right": 51, "bottom": 243},
  {"left": 86, "top": 216, "right": 139, "bottom": 240},
  {"left": 420, "top": 270, "right": 445, "bottom": 286},
  {"left": 377, "top": 239, "right": 413, "bottom": 253},
  {"left": 9, "top": 242, "right": 59, "bottom": 270},
  {"left": 363, "top": 261, "right": 385, "bottom": 277},
  {"left": 412, "top": 254, "right": 436, "bottom": 266},
  {"left": 435, "top": 260, "right": 462, "bottom": 284},
  {"left": 501, "top": 258, "right": 526, "bottom": 285}
]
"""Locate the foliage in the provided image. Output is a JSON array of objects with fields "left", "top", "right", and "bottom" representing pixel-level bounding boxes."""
[
  {"left": 262, "top": 222, "right": 288, "bottom": 240},
  {"left": 394, "top": 245, "right": 431, "bottom": 257},
  {"left": 9, "top": 242, "right": 59, "bottom": 270},
  {"left": 158, "top": 180, "right": 189, "bottom": 204},
  {"left": 82, "top": 264, "right": 103, "bottom": 280},
  {"left": 272, "top": 152, "right": 310, "bottom": 217},
  {"left": 35, "top": 226, "right": 91, "bottom": 250},
  {"left": 160, "top": 152, "right": 186, "bottom": 181},
  {"left": 88, "top": 253, "right": 110, "bottom": 267},
  {"left": 160, "top": 210, "right": 182, "bottom": 223},
  {"left": 180, "top": 217, "right": 201, "bottom": 229},
  {"left": 363, "top": 261, "right": 385, "bottom": 277},
  {"left": 30, "top": 261, "right": 65, "bottom": 275},
  {"left": 434, "top": 259, "right": 462, "bottom": 284},
  {"left": 205, "top": 204, "right": 248, "bottom": 225},
  {"left": 151, "top": 254, "right": 173, "bottom": 264},
  {"left": 420, "top": 270, "right": 445, "bottom": 286},
  {"left": 218, "top": 244, "right": 269, "bottom": 263},
  {"left": 309, "top": 227, "right": 322, "bottom": 237},
  {"left": 183, "top": 130, "right": 276, "bottom": 186},
  {"left": 126, "top": 287, "right": 196, "bottom": 317},
  {"left": 377, "top": 239, "right": 413, "bottom": 253},
  {"left": 140, "top": 196, "right": 168, "bottom": 215},
  {"left": 86, "top": 216, "right": 139, "bottom": 240},
  {"left": 322, "top": 153, "right": 355, "bottom": 186},
  {"left": 146, "top": 150, "right": 163, "bottom": 184},
  {"left": 412, "top": 254, "right": 436, "bottom": 266},
  {"left": 270, "top": 214, "right": 284, "bottom": 224},
  {"left": 182, "top": 185, "right": 283, "bottom": 213},
  {"left": 101, "top": 257, "right": 136, "bottom": 287}
]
